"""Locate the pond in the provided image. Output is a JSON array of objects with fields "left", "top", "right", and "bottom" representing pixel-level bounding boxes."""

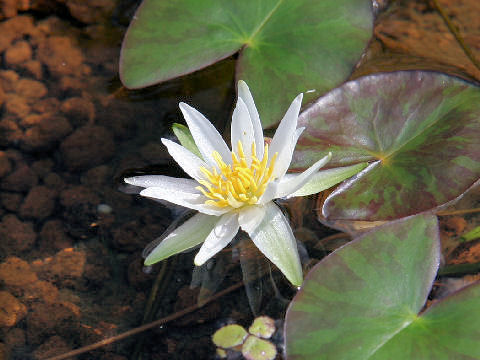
[{"left": 0, "top": 0, "right": 480, "bottom": 359}]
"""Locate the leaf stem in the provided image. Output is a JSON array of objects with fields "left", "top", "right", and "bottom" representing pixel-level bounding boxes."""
[
  {"left": 437, "top": 207, "right": 480, "bottom": 216},
  {"left": 437, "top": 262, "right": 480, "bottom": 276},
  {"left": 131, "top": 258, "right": 172, "bottom": 360},
  {"left": 43, "top": 281, "right": 244, "bottom": 360}
]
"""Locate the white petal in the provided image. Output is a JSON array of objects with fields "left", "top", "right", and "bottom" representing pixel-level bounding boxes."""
[
  {"left": 258, "top": 128, "right": 305, "bottom": 204},
  {"left": 140, "top": 186, "right": 231, "bottom": 216},
  {"left": 258, "top": 181, "right": 278, "bottom": 205},
  {"left": 238, "top": 205, "right": 267, "bottom": 234},
  {"left": 275, "top": 153, "right": 332, "bottom": 199},
  {"left": 294, "top": 127, "right": 305, "bottom": 141},
  {"left": 237, "top": 80, "right": 264, "bottom": 159},
  {"left": 194, "top": 212, "right": 239, "bottom": 265},
  {"left": 144, "top": 213, "right": 217, "bottom": 265},
  {"left": 125, "top": 175, "right": 196, "bottom": 189},
  {"left": 271, "top": 126, "right": 305, "bottom": 180},
  {"left": 161, "top": 138, "right": 207, "bottom": 181},
  {"left": 285, "top": 162, "right": 368, "bottom": 198},
  {"left": 179, "top": 102, "right": 231, "bottom": 167},
  {"left": 269, "top": 93, "right": 303, "bottom": 173},
  {"left": 246, "top": 202, "right": 303, "bottom": 286},
  {"left": 231, "top": 97, "right": 254, "bottom": 164}
]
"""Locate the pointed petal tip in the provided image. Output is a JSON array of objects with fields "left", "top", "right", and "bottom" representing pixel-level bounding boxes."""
[
  {"left": 235, "top": 96, "right": 248, "bottom": 112},
  {"left": 160, "top": 137, "right": 170, "bottom": 146},
  {"left": 193, "top": 254, "right": 206, "bottom": 266},
  {"left": 314, "top": 152, "right": 332, "bottom": 168},
  {"left": 294, "top": 92, "right": 304, "bottom": 104},
  {"left": 237, "top": 80, "right": 251, "bottom": 96},
  {"left": 161, "top": 137, "right": 188, "bottom": 152},
  {"left": 178, "top": 102, "right": 197, "bottom": 115},
  {"left": 139, "top": 188, "right": 151, "bottom": 197}
]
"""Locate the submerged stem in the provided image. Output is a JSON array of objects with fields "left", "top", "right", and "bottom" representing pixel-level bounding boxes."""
[
  {"left": 437, "top": 207, "right": 480, "bottom": 216},
  {"left": 437, "top": 262, "right": 480, "bottom": 276},
  {"left": 44, "top": 282, "right": 244, "bottom": 360}
]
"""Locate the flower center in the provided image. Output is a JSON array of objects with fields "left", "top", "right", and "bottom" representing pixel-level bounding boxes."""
[{"left": 196, "top": 141, "right": 277, "bottom": 208}]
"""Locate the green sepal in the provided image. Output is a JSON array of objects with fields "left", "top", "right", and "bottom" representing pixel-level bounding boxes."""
[
  {"left": 288, "top": 162, "right": 368, "bottom": 198},
  {"left": 172, "top": 123, "right": 203, "bottom": 159}
]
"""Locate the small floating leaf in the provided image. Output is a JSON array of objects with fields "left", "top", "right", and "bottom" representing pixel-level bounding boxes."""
[
  {"left": 242, "top": 335, "right": 277, "bottom": 360},
  {"left": 212, "top": 324, "right": 248, "bottom": 349},
  {"left": 248, "top": 316, "right": 276, "bottom": 339},
  {"left": 216, "top": 348, "right": 227, "bottom": 358}
]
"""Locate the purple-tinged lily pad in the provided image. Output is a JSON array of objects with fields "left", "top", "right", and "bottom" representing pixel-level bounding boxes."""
[
  {"left": 292, "top": 71, "right": 480, "bottom": 220},
  {"left": 120, "top": 0, "right": 373, "bottom": 128},
  {"left": 284, "top": 214, "right": 440, "bottom": 359}
]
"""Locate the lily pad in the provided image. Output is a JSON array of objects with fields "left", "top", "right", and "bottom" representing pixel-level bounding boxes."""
[
  {"left": 213, "top": 324, "right": 248, "bottom": 348},
  {"left": 248, "top": 316, "right": 276, "bottom": 339},
  {"left": 284, "top": 214, "right": 441, "bottom": 359},
  {"left": 120, "top": 0, "right": 373, "bottom": 128},
  {"left": 242, "top": 335, "right": 277, "bottom": 360},
  {"left": 369, "top": 282, "right": 480, "bottom": 359},
  {"left": 292, "top": 71, "right": 480, "bottom": 220}
]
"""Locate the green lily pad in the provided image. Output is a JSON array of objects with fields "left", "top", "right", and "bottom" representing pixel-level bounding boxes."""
[
  {"left": 284, "top": 214, "right": 441, "bottom": 359},
  {"left": 242, "top": 335, "right": 277, "bottom": 360},
  {"left": 369, "top": 282, "right": 480, "bottom": 359},
  {"left": 292, "top": 71, "right": 480, "bottom": 220},
  {"left": 213, "top": 324, "right": 248, "bottom": 348},
  {"left": 249, "top": 316, "right": 276, "bottom": 339},
  {"left": 120, "top": 0, "right": 373, "bottom": 128}
]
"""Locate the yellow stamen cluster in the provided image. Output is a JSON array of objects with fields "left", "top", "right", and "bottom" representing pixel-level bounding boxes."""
[{"left": 196, "top": 141, "right": 277, "bottom": 208}]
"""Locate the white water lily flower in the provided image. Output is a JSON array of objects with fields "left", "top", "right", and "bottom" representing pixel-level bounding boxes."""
[{"left": 125, "top": 81, "right": 333, "bottom": 286}]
